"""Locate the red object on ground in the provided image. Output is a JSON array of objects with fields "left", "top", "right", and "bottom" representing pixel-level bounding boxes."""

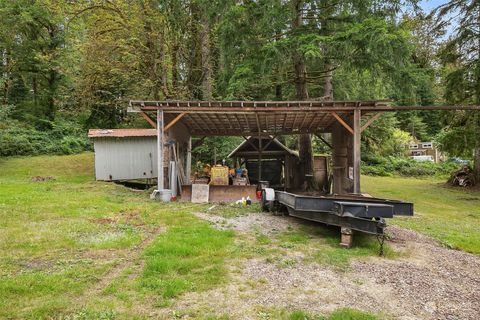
[{"left": 256, "top": 191, "right": 262, "bottom": 200}]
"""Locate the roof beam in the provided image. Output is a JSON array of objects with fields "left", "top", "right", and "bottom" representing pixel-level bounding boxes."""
[{"left": 133, "top": 103, "right": 480, "bottom": 113}]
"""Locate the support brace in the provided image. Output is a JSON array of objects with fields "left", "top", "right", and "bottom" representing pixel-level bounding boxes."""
[
  {"left": 361, "top": 112, "right": 384, "bottom": 133},
  {"left": 164, "top": 113, "right": 186, "bottom": 131},
  {"left": 140, "top": 112, "right": 156, "bottom": 128},
  {"left": 331, "top": 112, "right": 354, "bottom": 134}
]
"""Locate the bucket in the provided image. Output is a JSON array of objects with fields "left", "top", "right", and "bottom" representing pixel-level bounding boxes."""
[
  {"left": 155, "top": 189, "right": 172, "bottom": 202},
  {"left": 258, "top": 181, "right": 270, "bottom": 190}
]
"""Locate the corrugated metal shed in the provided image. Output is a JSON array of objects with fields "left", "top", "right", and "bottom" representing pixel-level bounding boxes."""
[{"left": 89, "top": 129, "right": 158, "bottom": 181}]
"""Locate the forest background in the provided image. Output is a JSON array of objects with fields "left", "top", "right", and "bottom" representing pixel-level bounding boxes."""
[{"left": 1, "top": 0, "right": 479, "bottom": 179}]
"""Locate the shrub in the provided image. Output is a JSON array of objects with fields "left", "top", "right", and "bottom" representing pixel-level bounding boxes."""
[
  {"left": 361, "top": 154, "right": 462, "bottom": 178},
  {"left": 0, "top": 111, "right": 91, "bottom": 157}
]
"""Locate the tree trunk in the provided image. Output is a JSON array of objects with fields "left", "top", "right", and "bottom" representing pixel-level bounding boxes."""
[
  {"left": 141, "top": 2, "right": 160, "bottom": 100},
  {"left": 200, "top": 12, "right": 212, "bottom": 100},
  {"left": 475, "top": 140, "right": 480, "bottom": 184},
  {"left": 292, "top": 0, "right": 313, "bottom": 189},
  {"left": 323, "top": 60, "right": 333, "bottom": 100},
  {"left": 158, "top": 29, "right": 169, "bottom": 98},
  {"left": 2, "top": 49, "right": 9, "bottom": 105},
  {"left": 46, "top": 69, "right": 56, "bottom": 120},
  {"left": 171, "top": 42, "right": 179, "bottom": 90}
]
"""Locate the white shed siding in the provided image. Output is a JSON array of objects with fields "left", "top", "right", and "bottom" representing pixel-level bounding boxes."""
[
  {"left": 93, "top": 137, "right": 158, "bottom": 181},
  {"left": 91, "top": 123, "right": 191, "bottom": 181}
]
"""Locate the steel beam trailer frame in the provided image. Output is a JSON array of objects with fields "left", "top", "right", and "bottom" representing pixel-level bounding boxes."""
[{"left": 267, "top": 191, "right": 413, "bottom": 246}]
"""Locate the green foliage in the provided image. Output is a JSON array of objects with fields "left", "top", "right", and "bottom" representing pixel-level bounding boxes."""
[
  {"left": 433, "top": 0, "right": 480, "bottom": 178},
  {"left": 362, "top": 155, "right": 460, "bottom": 177},
  {"left": 0, "top": 111, "right": 90, "bottom": 157},
  {"left": 192, "top": 136, "right": 243, "bottom": 165}
]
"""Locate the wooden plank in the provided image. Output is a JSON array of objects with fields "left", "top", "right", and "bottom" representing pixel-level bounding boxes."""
[
  {"left": 164, "top": 112, "right": 186, "bottom": 131},
  {"left": 331, "top": 112, "right": 354, "bottom": 135},
  {"left": 140, "top": 112, "right": 156, "bottom": 128}
]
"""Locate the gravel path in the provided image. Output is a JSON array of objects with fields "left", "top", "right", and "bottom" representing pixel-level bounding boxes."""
[{"left": 168, "top": 211, "right": 480, "bottom": 319}]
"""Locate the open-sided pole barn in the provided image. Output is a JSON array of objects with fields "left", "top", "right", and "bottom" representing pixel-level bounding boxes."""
[
  {"left": 129, "top": 100, "right": 480, "bottom": 195},
  {"left": 128, "top": 100, "right": 480, "bottom": 247}
]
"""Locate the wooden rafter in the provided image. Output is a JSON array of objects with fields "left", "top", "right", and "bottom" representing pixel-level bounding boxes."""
[
  {"left": 243, "top": 136, "right": 259, "bottom": 151},
  {"left": 255, "top": 113, "right": 261, "bottom": 133},
  {"left": 243, "top": 114, "right": 251, "bottom": 131},
  {"left": 299, "top": 113, "right": 308, "bottom": 130},
  {"left": 307, "top": 112, "right": 318, "bottom": 131},
  {"left": 282, "top": 113, "right": 288, "bottom": 131},
  {"left": 261, "top": 135, "right": 278, "bottom": 151}
]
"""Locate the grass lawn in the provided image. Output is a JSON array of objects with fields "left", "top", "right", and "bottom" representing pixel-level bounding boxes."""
[
  {"left": 363, "top": 175, "right": 480, "bottom": 254},
  {"left": 0, "top": 153, "right": 234, "bottom": 318},
  {"left": 0, "top": 153, "right": 478, "bottom": 319}
]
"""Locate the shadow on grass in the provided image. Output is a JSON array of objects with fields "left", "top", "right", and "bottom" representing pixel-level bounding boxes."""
[{"left": 263, "top": 218, "right": 395, "bottom": 272}]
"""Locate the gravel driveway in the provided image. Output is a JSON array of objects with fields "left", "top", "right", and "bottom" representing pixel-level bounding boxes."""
[{"left": 164, "top": 211, "right": 480, "bottom": 319}]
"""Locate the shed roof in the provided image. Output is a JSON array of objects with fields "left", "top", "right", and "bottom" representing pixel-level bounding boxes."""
[
  {"left": 128, "top": 100, "right": 480, "bottom": 137},
  {"left": 228, "top": 137, "right": 299, "bottom": 158},
  {"left": 88, "top": 128, "right": 157, "bottom": 138}
]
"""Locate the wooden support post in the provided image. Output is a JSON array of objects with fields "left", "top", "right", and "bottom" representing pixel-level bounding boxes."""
[
  {"left": 164, "top": 113, "right": 186, "bottom": 131},
  {"left": 258, "top": 134, "right": 262, "bottom": 183},
  {"left": 157, "top": 110, "right": 164, "bottom": 190},
  {"left": 353, "top": 109, "right": 361, "bottom": 194},
  {"left": 340, "top": 227, "right": 353, "bottom": 248},
  {"left": 186, "top": 137, "right": 192, "bottom": 185},
  {"left": 141, "top": 112, "right": 156, "bottom": 128}
]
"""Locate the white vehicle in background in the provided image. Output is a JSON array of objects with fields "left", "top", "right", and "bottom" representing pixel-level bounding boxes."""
[{"left": 411, "top": 155, "right": 434, "bottom": 162}]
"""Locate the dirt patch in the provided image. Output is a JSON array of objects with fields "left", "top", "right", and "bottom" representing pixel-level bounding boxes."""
[
  {"left": 193, "top": 211, "right": 304, "bottom": 235},
  {"left": 30, "top": 176, "right": 55, "bottom": 182},
  {"left": 168, "top": 212, "right": 480, "bottom": 320},
  {"left": 81, "top": 225, "right": 166, "bottom": 299},
  {"left": 89, "top": 210, "right": 145, "bottom": 226}
]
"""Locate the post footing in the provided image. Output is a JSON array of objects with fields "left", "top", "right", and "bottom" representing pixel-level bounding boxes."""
[{"left": 340, "top": 227, "right": 353, "bottom": 248}]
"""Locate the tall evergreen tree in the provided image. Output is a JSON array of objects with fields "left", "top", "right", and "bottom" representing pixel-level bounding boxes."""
[{"left": 433, "top": 0, "right": 480, "bottom": 181}]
